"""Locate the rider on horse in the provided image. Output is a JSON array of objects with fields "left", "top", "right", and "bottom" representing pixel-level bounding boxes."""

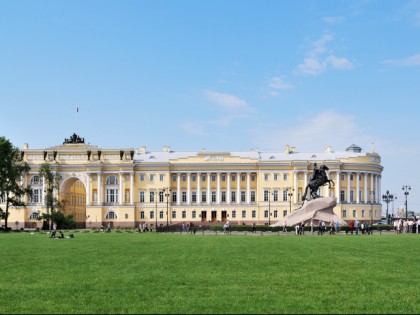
[{"left": 302, "top": 163, "right": 334, "bottom": 202}]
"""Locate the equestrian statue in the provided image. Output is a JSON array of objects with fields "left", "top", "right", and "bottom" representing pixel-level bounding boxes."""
[{"left": 302, "top": 163, "right": 334, "bottom": 203}]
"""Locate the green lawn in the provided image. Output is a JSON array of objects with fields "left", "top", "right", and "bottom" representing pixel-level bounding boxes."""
[{"left": 0, "top": 231, "right": 419, "bottom": 314}]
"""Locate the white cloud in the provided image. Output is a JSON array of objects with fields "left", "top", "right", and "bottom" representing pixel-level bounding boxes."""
[
  {"left": 295, "top": 34, "right": 354, "bottom": 76},
  {"left": 326, "top": 55, "right": 354, "bottom": 70},
  {"left": 252, "top": 109, "right": 370, "bottom": 152},
  {"left": 179, "top": 122, "right": 207, "bottom": 136},
  {"left": 323, "top": 16, "right": 345, "bottom": 25},
  {"left": 204, "top": 90, "right": 253, "bottom": 111},
  {"left": 269, "top": 77, "right": 293, "bottom": 90},
  {"left": 384, "top": 53, "right": 420, "bottom": 66}
]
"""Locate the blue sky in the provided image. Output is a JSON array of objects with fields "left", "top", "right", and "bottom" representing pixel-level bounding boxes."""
[{"left": 1, "top": 0, "right": 419, "bottom": 213}]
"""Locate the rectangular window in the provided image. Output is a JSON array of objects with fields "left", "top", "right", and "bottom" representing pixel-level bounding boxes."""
[
  {"left": 341, "top": 174, "right": 345, "bottom": 181},
  {"left": 182, "top": 211, "right": 186, "bottom": 219},
  {"left": 106, "top": 189, "right": 118, "bottom": 203},
  {"left": 242, "top": 210, "right": 246, "bottom": 218},
  {"left": 160, "top": 174, "right": 164, "bottom": 182},
  {"left": 182, "top": 192, "right": 187, "bottom": 202},
  {"left": 274, "top": 174, "right": 278, "bottom": 181},
  {"left": 149, "top": 191, "right": 155, "bottom": 203},
  {"left": 241, "top": 191, "right": 246, "bottom": 202},
  {"left": 159, "top": 191, "right": 164, "bottom": 202},
  {"left": 202, "top": 191, "right": 206, "bottom": 202},
  {"left": 283, "top": 210, "right": 287, "bottom": 217},
  {"left": 172, "top": 175, "right": 176, "bottom": 182},
  {"left": 340, "top": 190, "right": 346, "bottom": 202},
  {"left": 172, "top": 192, "right": 177, "bottom": 203},
  {"left": 212, "top": 175, "right": 216, "bottom": 182},
  {"left": 273, "top": 190, "right": 278, "bottom": 202},
  {"left": 182, "top": 175, "right": 186, "bottom": 182},
  {"left": 192, "top": 192, "right": 197, "bottom": 203},
  {"left": 202, "top": 175, "right": 206, "bottom": 182},
  {"left": 150, "top": 211, "right": 154, "bottom": 219},
  {"left": 222, "top": 175, "right": 226, "bottom": 182},
  {"left": 264, "top": 210, "right": 269, "bottom": 218},
  {"left": 264, "top": 174, "right": 269, "bottom": 181},
  {"left": 251, "top": 175, "right": 255, "bottom": 181},
  {"left": 350, "top": 174, "right": 354, "bottom": 181},
  {"left": 242, "top": 175, "right": 245, "bottom": 181},
  {"left": 353, "top": 209, "right": 357, "bottom": 217},
  {"left": 350, "top": 190, "right": 354, "bottom": 202},
  {"left": 232, "top": 210, "right": 236, "bottom": 218},
  {"left": 283, "top": 173, "right": 288, "bottom": 181},
  {"left": 274, "top": 210, "right": 278, "bottom": 218},
  {"left": 231, "top": 191, "right": 236, "bottom": 202},
  {"left": 251, "top": 191, "right": 255, "bottom": 202},
  {"left": 232, "top": 175, "right": 236, "bottom": 181},
  {"left": 283, "top": 189, "right": 288, "bottom": 202},
  {"left": 140, "top": 211, "right": 145, "bottom": 219},
  {"left": 211, "top": 191, "right": 216, "bottom": 202},
  {"left": 252, "top": 210, "right": 256, "bottom": 218},
  {"left": 159, "top": 211, "right": 164, "bottom": 219},
  {"left": 221, "top": 191, "right": 226, "bottom": 202},
  {"left": 342, "top": 210, "right": 347, "bottom": 218},
  {"left": 125, "top": 213, "right": 128, "bottom": 219},
  {"left": 140, "top": 174, "right": 145, "bottom": 181},
  {"left": 192, "top": 211, "right": 196, "bottom": 219},
  {"left": 362, "top": 210, "right": 365, "bottom": 218},
  {"left": 192, "top": 175, "right": 196, "bottom": 182},
  {"left": 172, "top": 211, "right": 176, "bottom": 219},
  {"left": 150, "top": 174, "right": 154, "bottom": 182},
  {"left": 264, "top": 190, "right": 269, "bottom": 202}
]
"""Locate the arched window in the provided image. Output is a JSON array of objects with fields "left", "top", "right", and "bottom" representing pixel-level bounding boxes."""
[
  {"left": 105, "top": 175, "right": 118, "bottom": 204},
  {"left": 29, "top": 212, "right": 39, "bottom": 220},
  {"left": 30, "top": 176, "right": 43, "bottom": 204},
  {"left": 106, "top": 211, "right": 117, "bottom": 219},
  {"left": 106, "top": 175, "right": 118, "bottom": 185}
]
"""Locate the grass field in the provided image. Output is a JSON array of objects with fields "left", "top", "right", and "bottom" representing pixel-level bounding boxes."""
[{"left": 0, "top": 231, "right": 419, "bottom": 314}]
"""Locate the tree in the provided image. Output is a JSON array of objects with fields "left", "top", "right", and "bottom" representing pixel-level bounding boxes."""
[
  {"left": 38, "top": 163, "right": 61, "bottom": 230},
  {"left": 0, "top": 136, "right": 31, "bottom": 230}
]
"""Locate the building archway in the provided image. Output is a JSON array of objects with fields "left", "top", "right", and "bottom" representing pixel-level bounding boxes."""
[{"left": 60, "top": 176, "right": 87, "bottom": 228}]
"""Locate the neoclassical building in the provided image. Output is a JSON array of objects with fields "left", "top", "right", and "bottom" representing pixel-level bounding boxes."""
[{"left": 4, "top": 134, "right": 384, "bottom": 230}]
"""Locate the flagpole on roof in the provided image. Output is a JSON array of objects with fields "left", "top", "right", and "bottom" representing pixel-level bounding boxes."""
[{"left": 76, "top": 106, "right": 79, "bottom": 135}]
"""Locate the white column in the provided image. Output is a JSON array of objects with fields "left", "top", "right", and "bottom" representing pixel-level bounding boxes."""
[
  {"left": 207, "top": 172, "right": 211, "bottom": 205},
  {"left": 119, "top": 173, "right": 123, "bottom": 205},
  {"left": 227, "top": 172, "right": 231, "bottom": 204},
  {"left": 336, "top": 171, "right": 341, "bottom": 203},
  {"left": 177, "top": 173, "right": 181, "bottom": 205},
  {"left": 98, "top": 173, "right": 102, "bottom": 205},
  {"left": 377, "top": 174, "right": 381, "bottom": 203},
  {"left": 293, "top": 171, "right": 298, "bottom": 204},
  {"left": 187, "top": 172, "right": 191, "bottom": 205},
  {"left": 197, "top": 172, "right": 201, "bottom": 205},
  {"left": 247, "top": 172, "right": 251, "bottom": 204},
  {"left": 130, "top": 172, "right": 134, "bottom": 205},
  {"left": 216, "top": 172, "right": 221, "bottom": 204},
  {"left": 304, "top": 171, "right": 308, "bottom": 192},
  {"left": 364, "top": 173, "right": 368, "bottom": 203},
  {"left": 347, "top": 172, "right": 351, "bottom": 203},
  {"left": 86, "top": 172, "right": 90, "bottom": 206},
  {"left": 355, "top": 172, "right": 360, "bottom": 203},
  {"left": 370, "top": 173, "right": 374, "bottom": 201},
  {"left": 237, "top": 172, "right": 241, "bottom": 204}
]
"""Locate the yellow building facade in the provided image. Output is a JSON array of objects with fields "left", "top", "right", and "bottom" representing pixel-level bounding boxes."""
[{"left": 4, "top": 135, "right": 384, "bottom": 230}]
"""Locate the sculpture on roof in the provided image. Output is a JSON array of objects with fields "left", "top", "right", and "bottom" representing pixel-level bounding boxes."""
[
  {"left": 302, "top": 163, "right": 334, "bottom": 203},
  {"left": 63, "top": 133, "right": 85, "bottom": 144}
]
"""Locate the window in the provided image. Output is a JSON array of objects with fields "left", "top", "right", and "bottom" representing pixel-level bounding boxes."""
[
  {"left": 264, "top": 210, "right": 269, "bottom": 218},
  {"left": 274, "top": 210, "right": 278, "bottom": 218},
  {"left": 182, "top": 192, "right": 187, "bottom": 202},
  {"left": 212, "top": 175, "right": 216, "bottom": 182},
  {"left": 182, "top": 175, "right": 186, "bottom": 182},
  {"left": 283, "top": 210, "right": 287, "bottom": 217},
  {"left": 342, "top": 210, "right": 347, "bottom": 218},
  {"left": 202, "top": 192, "right": 206, "bottom": 202},
  {"left": 106, "top": 175, "right": 118, "bottom": 185},
  {"left": 232, "top": 210, "right": 236, "bottom": 218},
  {"left": 150, "top": 191, "right": 155, "bottom": 203},
  {"left": 160, "top": 174, "right": 164, "bottom": 182},
  {"left": 231, "top": 191, "right": 236, "bottom": 202},
  {"left": 241, "top": 175, "right": 245, "bottom": 181},
  {"left": 283, "top": 173, "right": 288, "bottom": 181},
  {"left": 31, "top": 189, "right": 43, "bottom": 203},
  {"left": 140, "top": 174, "right": 145, "bottom": 182},
  {"left": 353, "top": 209, "right": 357, "bottom": 218},
  {"left": 192, "top": 191, "right": 197, "bottom": 203},
  {"left": 241, "top": 191, "right": 246, "bottom": 202},
  {"left": 273, "top": 190, "right": 278, "bottom": 202},
  {"left": 149, "top": 174, "right": 154, "bottom": 182},
  {"left": 192, "top": 175, "right": 196, "bottom": 182},
  {"left": 283, "top": 190, "right": 288, "bottom": 202},
  {"left": 252, "top": 210, "right": 256, "bottom": 218},
  {"left": 150, "top": 211, "right": 154, "bottom": 219},
  {"left": 172, "top": 175, "right": 176, "bottom": 182},
  {"left": 125, "top": 214, "right": 128, "bottom": 219},
  {"left": 182, "top": 211, "right": 186, "bottom": 219},
  {"left": 192, "top": 211, "right": 196, "bottom": 219},
  {"left": 274, "top": 174, "right": 278, "bottom": 181},
  {"left": 172, "top": 210, "right": 176, "bottom": 219},
  {"left": 264, "top": 190, "right": 269, "bottom": 202},
  {"left": 159, "top": 191, "right": 164, "bottom": 202},
  {"left": 172, "top": 192, "right": 177, "bottom": 203},
  {"left": 341, "top": 174, "right": 345, "bottom": 181},
  {"left": 242, "top": 210, "right": 246, "bottom": 218},
  {"left": 106, "top": 211, "right": 117, "bottom": 219},
  {"left": 140, "top": 191, "right": 145, "bottom": 203},
  {"left": 350, "top": 190, "right": 354, "bottom": 202},
  {"left": 222, "top": 175, "right": 226, "bottom": 182},
  {"left": 221, "top": 191, "right": 226, "bottom": 202},
  {"left": 361, "top": 210, "right": 365, "bottom": 218},
  {"left": 29, "top": 212, "right": 39, "bottom": 220},
  {"left": 340, "top": 190, "right": 345, "bottom": 202},
  {"left": 159, "top": 211, "right": 164, "bottom": 219},
  {"left": 264, "top": 174, "right": 269, "bottom": 181},
  {"left": 106, "top": 189, "right": 118, "bottom": 203},
  {"left": 140, "top": 211, "right": 145, "bottom": 219},
  {"left": 211, "top": 191, "right": 216, "bottom": 202},
  {"left": 232, "top": 175, "right": 236, "bottom": 181},
  {"left": 251, "top": 191, "right": 255, "bottom": 202},
  {"left": 251, "top": 175, "right": 255, "bottom": 181},
  {"left": 350, "top": 174, "right": 354, "bottom": 181},
  {"left": 202, "top": 175, "right": 206, "bottom": 182}
]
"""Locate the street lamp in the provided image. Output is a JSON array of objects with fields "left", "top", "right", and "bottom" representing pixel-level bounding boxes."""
[
  {"left": 402, "top": 185, "right": 411, "bottom": 221},
  {"left": 164, "top": 187, "right": 171, "bottom": 227},
  {"left": 382, "top": 190, "right": 394, "bottom": 224},
  {"left": 287, "top": 187, "right": 294, "bottom": 214}
]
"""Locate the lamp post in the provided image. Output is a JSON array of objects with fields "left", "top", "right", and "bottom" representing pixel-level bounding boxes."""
[
  {"left": 164, "top": 187, "right": 171, "bottom": 227},
  {"left": 382, "top": 190, "right": 394, "bottom": 224},
  {"left": 402, "top": 185, "right": 411, "bottom": 221},
  {"left": 287, "top": 188, "right": 294, "bottom": 214}
]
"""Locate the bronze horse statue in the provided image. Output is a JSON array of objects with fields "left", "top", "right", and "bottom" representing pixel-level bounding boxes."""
[{"left": 302, "top": 164, "right": 334, "bottom": 203}]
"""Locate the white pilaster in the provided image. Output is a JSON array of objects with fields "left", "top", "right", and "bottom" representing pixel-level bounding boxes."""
[
  {"left": 98, "top": 173, "right": 102, "bottom": 205},
  {"left": 177, "top": 173, "right": 181, "bottom": 205},
  {"left": 119, "top": 172, "right": 123, "bottom": 205},
  {"left": 247, "top": 172, "right": 251, "bottom": 204},
  {"left": 237, "top": 172, "right": 241, "bottom": 204},
  {"left": 293, "top": 171, "right": 298, "bottom": 204},
  {"left": 216, "top": 172, "right": 221, "bottom": 204},
  {"left": 86, "top": 172, "right": 90, "bottom": 206},
  {"left": 130, "top": 172, "right": 134, "bottom": 205},
  {"left": 364, "top": 173, "right": 368, "bottom": 203},
  {"left": 207, "top": 172, "right": 211, "bottom": 205},
  {"left": 187, "top": 172, "right": 191, "bottom": 205},
  {"left": 356, "top": 172, "right": 360, "bottom": 203},
  {"left": 347, "top": 172, "right": 351, "bottom": 203},
  {"left": 336, "top": 171, "right": 341, "bottom": 203},
  {"left": 227, "top": 172, "right": 231, "bottom": 204},
  {"left": 197, "top": 172, "right": 201, "bottom": 205}
]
